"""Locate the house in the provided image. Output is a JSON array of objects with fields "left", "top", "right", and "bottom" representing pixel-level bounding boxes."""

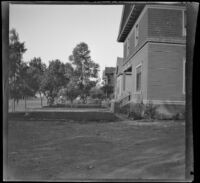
[
  {"left": 102, "top": 67, "right": 116, "bottom": 86},
  {"left": 114, "top": 57, "right": 132, "bottom": 101},
  {"left": 115, "top": 3, "right": 186, "bottom": 116},
  {"left": 102, "top": 67, "right": 116, "bottom": 98}
]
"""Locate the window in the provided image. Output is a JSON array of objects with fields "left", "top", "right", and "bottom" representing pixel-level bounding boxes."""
[
  {"left": 183, "top": 58, "right": 186, "bottom": 94},
  {"left": 135, "top": 64, "right": 142, "bottom": 92},
  {"left": 183, "top": 10, "right": 186, "bottom": 36},
  {"left": 135, "top": 24, "right": 139, "bottom": 47}
]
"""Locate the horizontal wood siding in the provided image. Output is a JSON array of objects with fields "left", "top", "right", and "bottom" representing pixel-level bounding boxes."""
[
  {"left": 137, "top": 9, "right": 148, "bottom": 51},
  {"left": 124, "top": 8, "right": 148, "bottom": 61},
  {"left": 128, "top": 29, "right": 135, "bottom": 55},
  {"left": 130, "top": 44, "right": 148, "bottom": 102},
  {"left": 148, "top": 8, "right": 184, "bottom": 39},
  {"left": 147, "top": 43, "right": 186, "bottom": 101}
]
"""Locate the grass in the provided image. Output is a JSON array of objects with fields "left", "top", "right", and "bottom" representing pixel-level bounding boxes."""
[
  {"left": 8, "top": 111, "right": 119, "bottom": 122},
  {"left": 7, "top": 118, "right": 185, "bottom": 181}
]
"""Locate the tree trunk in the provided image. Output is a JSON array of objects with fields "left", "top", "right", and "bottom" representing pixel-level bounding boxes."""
[
  {"left": 13, "top": 99, "right": 15, "bottom": 112},
  {"left": 39, "top": 92, "right": 43, "bottom": 107},
  {"left": 12, "top": 99, "right": 14, "bottom": 112},
  {"left": 25, "top": 96, "right": 27, "bottom": 111}
]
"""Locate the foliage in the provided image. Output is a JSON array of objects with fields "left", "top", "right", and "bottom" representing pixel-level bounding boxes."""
[
  {"left": 172, "top": 110, "right": 185, "bottom": 120},
  {"left": 90, "top": 87, "right": 105, "bottom": 100},
  {"left": 64, "top": 62, "right": 74, "bottom": 82},
  {"left": 9, "top": 28, "right": 27, "bottom": 105},
  {"left": 143, "top": 101, "right": 158, "bottom": 120},
  {"left": 59, "top": 79, "right": 81, "bottom": 105},
  {"left": 69, "top": 42, "right": 100, "bottom": 103},
  {"left": 40, "top": 59, "right": 71, "bottom": 106},
  {"left": 101, "top": 84, "right": 114, "bottom": 99},
  {"left": 120, "top": 104, "right": 130, "bottom": 115},
  {"left": 18, "top": 62, "right": 35, "bottom": 98},
  {"left": 129, "top": 103, "right": 145, "bottom": 120},
  {"left": 9, "top": 29, "right": 27, "bottom": 79},
  {"left": 28, "top": 57, "right": 47, "bottom": 94},
  {"left": 78, "top": 80, "right": 97, "bottom": 103}
]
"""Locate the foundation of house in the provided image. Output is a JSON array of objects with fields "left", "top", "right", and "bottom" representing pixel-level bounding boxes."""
[{"left": 112, "top": 101, "right": 185, "bottom": 120}]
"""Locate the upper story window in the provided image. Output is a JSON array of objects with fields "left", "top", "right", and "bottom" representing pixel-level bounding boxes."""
[
  {"left": 135, "top": 64, "right": 142, "bottom": 93},
  {"left": 183, "top": 10, "right": 186, "bottom": 36},
  {"left": 135, "top": 24, "right": 139, "bottom": 47}
]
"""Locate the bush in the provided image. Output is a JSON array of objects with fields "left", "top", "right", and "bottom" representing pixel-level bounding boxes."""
[
  {"left": 172, "top": 110, "right": 185, "bottom": 120},
  {"left": 154, "top": 113, "right": 171, "bottom": 120},
  {"left": 129, "top": 103, "right": 144, "bottom": 120},
  {"left": 119, "top": 103, "right": 130, "bottom": 115},
  {"left": 144, "top": 102, "right": 158, "bottom": 120}
]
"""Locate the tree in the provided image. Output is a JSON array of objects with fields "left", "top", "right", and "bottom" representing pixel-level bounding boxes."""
[
  {"left": 101, "top": 84, "right": 114, "bottom": 99},
  {"left": 40, "top": 60, "right": 71, "bottom": 106},
  {"left": 18, "top": 62, "right": 35, "bottom": 110},
  {"left": 90, "top": 87, "right": 105, "bottom": 100},
  {"left": 28, "top": 57, "right": 46, "bottom": 107},
  {"left": 69, "top": 42, "right": 100, "bottom": 103},
  {"left": 59, "top": 79, "right": 81, "bottom": 106},
  {"left": 9, "top": 28, "right": 27, "bottom": 111}
]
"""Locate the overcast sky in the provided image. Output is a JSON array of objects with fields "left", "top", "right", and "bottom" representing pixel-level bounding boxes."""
[{"left": 9, "top": 4, "right": 123, "bottom": 79}]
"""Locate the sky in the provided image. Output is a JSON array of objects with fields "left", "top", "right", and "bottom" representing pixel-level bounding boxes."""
[{"left": 9, "top": 4, "right": 124, "bottom": 79}]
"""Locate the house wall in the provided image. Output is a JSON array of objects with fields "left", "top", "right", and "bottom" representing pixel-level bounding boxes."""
[
  {"left": 147, "top": 43, "right": 186, "bottom": 102},
  {"left": 148, "top": 7, "right": 186, "bottom": 40},
  {"left": 124, "top": 74, "right": 132, "bottom": 95},
  {"left": 123, "top": 5, "right": 186, "bottom": 65},
  {"left": 129, "top": 43, "right": 149, "bottom": 103},
  {"left": 123, "top": 7, "right": 148, "bottom": 62},
  {"left": 120, "top": 4, "right": 186, "bottom": 110},
  {"left": 107, "top": 73, "right": 115, "bottom": 86},
  {"left": 115, "top": 75, "right": 123, "bottom": 100}
]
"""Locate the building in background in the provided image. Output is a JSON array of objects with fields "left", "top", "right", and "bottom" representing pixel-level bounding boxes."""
[
  {"left": 102, "top": 67, "right": 116, "bottom": 99},
  {"left": 115, "top": 3, "right": 186, "bottom": 116}
]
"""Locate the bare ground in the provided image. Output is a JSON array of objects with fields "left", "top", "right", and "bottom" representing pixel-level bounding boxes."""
[{"left": 7, "top": 119, "right": 185, "bottom": 181}]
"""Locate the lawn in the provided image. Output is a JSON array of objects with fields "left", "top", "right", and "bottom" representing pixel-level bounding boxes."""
[{"left": 7, "top": 118, "right": 185, "bottom": 181}]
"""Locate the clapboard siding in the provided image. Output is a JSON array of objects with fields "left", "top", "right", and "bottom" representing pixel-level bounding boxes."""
[
  {"left": 148, "top": 8, "right": 183, "bottom": 38},
  {"left": 123, "top": 6, "right": 186, "bottom": 65},
  {"left": 147, "top": 43, "right": 186, "bottom": 101},
  {"left": 124, "top": 8, "right": 148, "bottom": 62}
]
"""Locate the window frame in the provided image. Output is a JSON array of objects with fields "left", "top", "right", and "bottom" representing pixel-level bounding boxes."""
[
  {"left": 135, "top": 63, "right": 142, "bottom": 94},
  {"left": 135, "top": 24, "right": 139, "bottom": 47}
]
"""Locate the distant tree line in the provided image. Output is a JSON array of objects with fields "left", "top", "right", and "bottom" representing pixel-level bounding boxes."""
[{"left": 9, "top": 29, "right": 111, "bottom": 110}]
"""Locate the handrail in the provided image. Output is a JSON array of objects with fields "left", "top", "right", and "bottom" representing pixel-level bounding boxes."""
[{"left": 118, "top": 92, "right": 131, "bottom": 107}]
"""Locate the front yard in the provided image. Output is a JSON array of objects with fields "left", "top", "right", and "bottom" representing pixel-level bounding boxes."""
[{"left": 7, "top": 119, "right": 185, "bottom": 181}]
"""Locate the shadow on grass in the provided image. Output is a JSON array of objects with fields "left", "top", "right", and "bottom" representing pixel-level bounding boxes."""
[{"left": 8, "top": 111, "right": 120, "bottom": 123}]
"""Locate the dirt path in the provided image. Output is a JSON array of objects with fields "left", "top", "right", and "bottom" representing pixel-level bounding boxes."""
[{"left": 7, "top": 119, "right": 185, "bottom": 181}]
